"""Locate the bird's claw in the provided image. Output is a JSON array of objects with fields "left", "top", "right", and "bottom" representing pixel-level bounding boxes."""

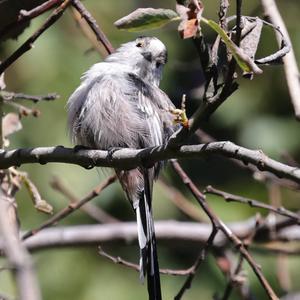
[
  {"left": 169, "top": 94, "right": 189, "bottom": 128},
  {"left": 107, "top": 147, "right": 123, "bottom": 162}
]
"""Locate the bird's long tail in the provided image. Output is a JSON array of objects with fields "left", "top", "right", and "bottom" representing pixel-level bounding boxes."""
[{"left": 135, "top": 169, "right": 162, "bottom": 300}]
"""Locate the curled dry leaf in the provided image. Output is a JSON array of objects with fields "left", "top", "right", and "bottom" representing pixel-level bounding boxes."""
[
  {"left": 176, "top": 0, "right": 204, "bottom": 39},
  {"left": 239, "top": 17, "right": 263, "bottom": 60},
  {"left": 114, "top": 8, "right": 179, "bottom": 32},
  {"left": 202, "top": 18, "right": 263, "bottom": 76},
  {"left": 2, "top": 112, "right": 22, "bottom": 138},
  {"left": 0, "top": 71, "right": 5, "bottom": 90},
  {"left": 21, "top": 175, "right": 53, "bottom": 215}
]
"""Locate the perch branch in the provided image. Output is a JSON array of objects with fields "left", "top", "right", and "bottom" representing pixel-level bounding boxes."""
[{"left": 0, "top": 142, "right": 300, "bottom": 184}]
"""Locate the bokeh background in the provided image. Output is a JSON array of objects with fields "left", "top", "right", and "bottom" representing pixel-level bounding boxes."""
[{"left": 0, "top": 0, "right": 300, "bottom": 299}]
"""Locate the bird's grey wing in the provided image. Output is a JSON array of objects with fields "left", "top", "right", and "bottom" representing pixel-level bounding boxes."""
[{"left": 67, "top": 72, "right": 151, "bottom": 149}]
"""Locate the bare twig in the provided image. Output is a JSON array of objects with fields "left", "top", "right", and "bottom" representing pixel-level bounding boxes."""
[
  {"left": 261, "top": 0, "right": 300, "bottom": 119},
  {"left": 5, "top": 101, "right": 40, "bottom": 118},
  {"left": 71, "top": 7, "right": 108, "bottom": 58},
  {"left": 195, "top": 129, "right": 300, "bottom": 190},
  {"left": 1, "top": 91, "right": 59, "bottom": 103},
  {"left": 204, "top": 185, "right": 300, "bottom": 223},
  {"left": 1, "top": 142, "right": 300, "bottom": 184},
  {"left": 0, "top": 190, "right": 41, "bottom": 300},
  {"left": 71, "top": 0, "right": 114, "bottom": 56},
  {"left": 171, "top": 160, "right": 279, "bottom": 300},
  {"left": 0, "top": 0, "right": 71, "bottom": 75},
  {"left": 0, "top": 0, "right": 63, "bottom": 40},
  {"left": 221, "top": 254, "right": 245, "bottom": 300},
  {"left": 174, "top": 228, "right": 218, "bottom": 300},
  {"left": 98, "top": 246, "right": 202, "bottom": 276},
  {"left": 22, "top": 175, "right": 116, "bottom": 240},
  {"left": 50, "top": 175, "right": 119, "bottom": 223},
  {"left": 159, "top": 178, "right": 206, "bottom": 222}
]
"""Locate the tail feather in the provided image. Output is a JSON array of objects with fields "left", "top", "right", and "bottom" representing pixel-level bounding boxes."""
[{"left": 135, "top": 169, "right": 162, "bottom": 300}]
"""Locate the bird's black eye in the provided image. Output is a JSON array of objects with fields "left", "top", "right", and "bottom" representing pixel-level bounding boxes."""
[
  {"left": 156, "top": 62, "right": 162, "bottom": 68},
  {"left": 136, "top": 42, "right": 143, "bottom": 48}
]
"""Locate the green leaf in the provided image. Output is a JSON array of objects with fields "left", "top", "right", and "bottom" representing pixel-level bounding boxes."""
[
  {"left": 114, "top": 8, "right": 179, "bottom": 32},
  {"left": 201, "top": 17, "right": 263, "bottom": 75}
]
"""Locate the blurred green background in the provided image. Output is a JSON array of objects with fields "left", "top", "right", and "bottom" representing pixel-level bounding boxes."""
[{"left": 0, "top": 0, "right": 300, "bottom": 299}]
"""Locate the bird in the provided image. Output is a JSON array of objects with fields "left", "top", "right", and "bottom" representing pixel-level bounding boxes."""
[{"left": 67, "top": 36, "right": 178, "bottom": 300}]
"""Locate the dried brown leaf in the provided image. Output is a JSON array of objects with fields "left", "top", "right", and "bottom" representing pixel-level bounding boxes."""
[{"left": 2, "top": 113, "right": 22, "bottom": 138}]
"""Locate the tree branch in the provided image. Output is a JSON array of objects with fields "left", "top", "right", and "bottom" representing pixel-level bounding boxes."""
[
  {"left": 22, "top": 175, "right": 117, "bottom": 240},
  {"left": 261, "top": 0, "right": 300, "bottom": 120},
  {"left": 171, "top": 161, "right": 279, "bottom": 300},
  {"left": 0, "top": 0, "right": 71, "bottom": 75},
  {"left": 71, "top": 0, "right": 114, "bottom": 55},
  {"left": 204, "top": 185, "right": 300, "bottom": 223},
  {"left": 1, "top": 91, "right": 59, "bottom": 103},
  {"left": 98, "top": 246, "right": 203, "bottom": 276},
  {"left": 0, "top": 0, "right": 64, "bottom": 40},
  {"left": 0, "top": 142, "right": 300, "bottom": 184},
  {"left": 1, "top": 220, "right": 297, "bottom": 253},
  {"left": 0, "top": 191, "right": 41, "bottom": 300}
]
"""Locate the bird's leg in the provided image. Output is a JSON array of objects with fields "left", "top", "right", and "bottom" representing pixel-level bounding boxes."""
[
  {"left": 73, "top": 145, "right": 92, "bottom": 152},
  {"left": 169, "top": 94, "right": 189, "bottom": 128}
]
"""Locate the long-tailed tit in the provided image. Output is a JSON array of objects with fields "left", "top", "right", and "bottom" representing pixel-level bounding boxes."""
[{"left": 67, "top": 36, "right": 177, "bottom": 300}]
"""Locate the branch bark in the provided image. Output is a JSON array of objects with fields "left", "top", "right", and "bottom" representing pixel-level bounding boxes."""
[
  {"left": 0, "top": 190, "right": 41, "bottom": 300},
  {"left": 0, "top": 142, "right": 299, "bottom": 184}
]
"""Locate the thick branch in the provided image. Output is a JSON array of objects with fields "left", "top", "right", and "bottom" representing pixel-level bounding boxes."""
[
  {"left": 1, "top": 220, "right": 298, "bottom": 253},
  {"left": 0, "top": 142, "right": 300, "bottom": 184},
  {"left": 0, "top": 191, "right": 41, "bottom": 300}
]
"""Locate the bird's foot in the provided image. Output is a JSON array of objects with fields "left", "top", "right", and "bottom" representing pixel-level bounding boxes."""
[
  {"left": 73, "top": 145, "right": 92, "bottom": 152},
  {"left": 107, "top": 147, "right": 123, "bottom": 162},
  {"left": 169, "top": 94, "right": 189, "bottom": 128}
]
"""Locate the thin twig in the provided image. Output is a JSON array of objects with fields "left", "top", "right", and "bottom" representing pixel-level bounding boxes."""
[
  {"left": 70, "top": 7, "right": 108, "bottom": 58},
  {"left": 0, "top": 0, "right": 63, "bottom": 40},
  {"left": 221, "top": 254, "right": 244, "bottom": 300},
  {"left": 0, "top": 0, "right": 71, "bottom": 75},
  {"left": 159, "top": 178, "right": 205, "bottom": 222},
  {"left": 171, "top": 160, "right": 279, "bottom": 300},
  {"left": 261, "top": 0, "right": 300, "bottom": 119},
  {"left": 204, "top": 185, "right": 300, "bottom": 223},
  {"left": 71, "top": 0, "right": 114, "bottom": 55},
  {"left": 174, "top": 228, "right": 218, "bottom": 300},
  {"left": 5, "top": 101, "right": 40, "bottom": 118},
  {"left": 98, "top": 246, "right": 203, "bottom": 276},
  {"left": 22, "top": 175, "right": 116, "bottom": 240},
  {"left": 1, "top": 91, "right": 59, "bottom": 103},
  {"left": 50, "top": 175, "right": 119, "bottom": 223}
]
